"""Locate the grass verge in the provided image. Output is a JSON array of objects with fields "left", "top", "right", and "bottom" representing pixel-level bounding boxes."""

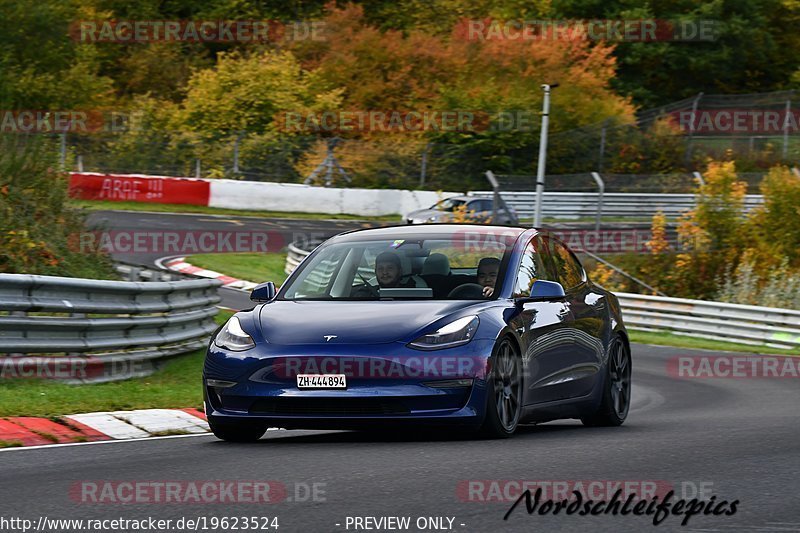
[
  {"left": 0, "top": 311, "right": 232, "bottom": 418},
  {"left": 629, "top": 329, "right": 799, "bottom": 356},
  {"left": 69, "top": 199, "right": 401, "bottom": 222},
  {"left": 188, "top": 253, "right": 288, "bottom": 286}
]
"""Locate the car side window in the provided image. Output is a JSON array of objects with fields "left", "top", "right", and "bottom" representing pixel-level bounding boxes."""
[
  {"left": 548, "top": 238, "right": 585, "bottom": 290},
  {"left": 514, "top": 238, "right": 547, "bottom": 297}
]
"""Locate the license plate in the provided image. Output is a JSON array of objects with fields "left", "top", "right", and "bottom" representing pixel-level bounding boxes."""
[{"left": 297, "top": 374, "right": 347, "bottom": 389}]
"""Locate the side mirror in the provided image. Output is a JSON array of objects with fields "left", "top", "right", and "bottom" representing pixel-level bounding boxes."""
[
  {"left": 250, "top": 281, "right": 276, "bottom": 302},
  {"left": 515, "top": 280, "right": 566, "bottom": 305}
]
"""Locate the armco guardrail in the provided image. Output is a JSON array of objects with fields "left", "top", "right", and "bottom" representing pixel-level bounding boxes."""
[
  {"left": 469, "top": 191, "right": 764, "bottom": 220},
  {"left": 285, "top": 242, "right": 311, "bottom": 276},
  {"left": 285, "top": 240, "right": 325, "bottom": 276},
  {"left": 0, "top": 268, "right": 222, "bottom": 383},
  {"left": 617, "top": 292, "right": 800, "bottom": 349}
]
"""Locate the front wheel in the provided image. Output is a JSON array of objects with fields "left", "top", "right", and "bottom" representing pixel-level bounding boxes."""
[
  {"left": 480, "top": 338, "right": 522, "bottom": 438},
  {"left": 581, "top": 335, "right": 631, "bottom": 427},
  {"left": 209, "top": 419, "right": 267, "bottom": 442}
]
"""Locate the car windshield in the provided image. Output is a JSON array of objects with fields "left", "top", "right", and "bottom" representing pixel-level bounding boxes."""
[
  {"left": 433, "top": 198, "right": 467, "bottom": 212},
  {"left": 280, "top": 236, "right": 511, "bottom": 300}
]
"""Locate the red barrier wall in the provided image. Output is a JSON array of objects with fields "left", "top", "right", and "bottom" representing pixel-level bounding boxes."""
[{"left": 68, "top": 172, "right": 210, "bottom": 205}]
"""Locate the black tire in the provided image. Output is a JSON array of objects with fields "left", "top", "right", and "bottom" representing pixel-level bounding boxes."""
[
  {"left": 581, "top": 335, "right": 631, "bottom": 427},
  {"left": 480, "top": 337, "right": 523, "bottom": 438},
  {"left": 209, "top": 419, "right": 267, "bottom": 442}
]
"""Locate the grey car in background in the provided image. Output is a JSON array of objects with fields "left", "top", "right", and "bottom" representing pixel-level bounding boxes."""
[{"left": 404, "top": 195, "right": 517, "bottom": 225}]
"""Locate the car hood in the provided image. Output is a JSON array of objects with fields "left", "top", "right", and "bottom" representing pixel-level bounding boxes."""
[{"left": 256, "top": 300, "right": 480, "bottom": 345}]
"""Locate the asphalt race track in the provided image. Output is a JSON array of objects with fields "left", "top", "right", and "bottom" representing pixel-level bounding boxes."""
[
  {"left": 1, "top": 343, "right": 798, "bottom": 532},
  {"left": 8, "top": 210, "right": 794, "bottom": 532},
  {"left": 84, "top": 209, "right": 376, "bottom": 309}
]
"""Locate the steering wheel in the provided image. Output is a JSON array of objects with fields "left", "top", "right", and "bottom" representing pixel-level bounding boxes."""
[
  {"left": 351, "top": 280, "right": 379, "bottom": 296},
  {"left": 352, "top": 272, "right": 379, "bottom": 297},
  {"left": 447, "top": 283, "right": 485, "bottom": 299}
]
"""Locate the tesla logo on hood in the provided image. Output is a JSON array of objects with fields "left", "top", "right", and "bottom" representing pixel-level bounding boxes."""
[{"left": 324, "top": 335, "right": 337, "bottom": 342}]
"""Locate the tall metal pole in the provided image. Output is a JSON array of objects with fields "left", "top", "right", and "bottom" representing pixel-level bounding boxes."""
[{"left": 533, "top": 83, "right": 556, "bottom": 227}]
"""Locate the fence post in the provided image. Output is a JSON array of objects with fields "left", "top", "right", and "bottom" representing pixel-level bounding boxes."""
[
  {"left": 76, "top": 154, "right": 84, "bottom": 172},
  {"left": 783, "top": 99, "right": 791, "bottom": 160},
  {"left": 419, "top": 142, "right": 431, "bottom": 187},
  {"left": 485, "top": 170, "right": 519, "bottom": 225},
  {"left": 233, "top": 134, "right": 241, "bottom": 174},
  {"left": 195, "top": 158, "right": 201, "bottom": 178},
  {"left": 59, "top": 132, "right": 67, "bottom": 171},
  {"left": 590, "top": 172, "right": 604, "bottom": 232},
  {"left": 684, "top": 92, "right": 703, "bottom": 165},
  {"left": 580, "top": 249, "right": 668, "bottom": 297},
  {"left": 598, "top": 120, "right": 608, "bottom": 172}
]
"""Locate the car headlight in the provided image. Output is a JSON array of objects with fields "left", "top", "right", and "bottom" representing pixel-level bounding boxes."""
[
  {"left": 214, "top": 316, "right": 255, "bottom": 351},
  {"left": 408, "top": 316, "right": 479, "bottom": 350}
]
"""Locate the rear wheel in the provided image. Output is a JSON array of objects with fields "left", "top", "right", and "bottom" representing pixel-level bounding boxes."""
[
  {"left": 581, "top": 335, "right": 631, "bottom": 427},
  {"left": 209, "top": 419, "right": 267, "bottom": 442},
  {"left": 480, "top": 338, "right": 522, "bottom": 438}
]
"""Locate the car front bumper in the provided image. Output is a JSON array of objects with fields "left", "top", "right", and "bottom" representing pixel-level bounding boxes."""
[{"left": 203, "top": 340, "right": 496, "bottom": 429}]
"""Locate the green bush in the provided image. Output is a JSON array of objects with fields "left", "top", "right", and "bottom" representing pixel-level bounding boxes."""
[{"left": 0, "top": 135, "right": 115, "bottom": 278}]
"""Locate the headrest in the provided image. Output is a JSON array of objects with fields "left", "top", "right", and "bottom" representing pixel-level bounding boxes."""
[{"left": 422, "top": 253, "right": 450, "bottom": 276}]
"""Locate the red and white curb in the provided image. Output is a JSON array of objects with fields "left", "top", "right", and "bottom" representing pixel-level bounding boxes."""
[
  {"left": 163, "top": 257, "right": 257, "bottom": 290},
  {"left": 0, "top": 408, "right": 209, "bottom": 448}
]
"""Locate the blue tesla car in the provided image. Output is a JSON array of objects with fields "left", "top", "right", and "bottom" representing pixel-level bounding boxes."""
[{"left": 204, "top": 224, "right": 631, "bottom": 441}]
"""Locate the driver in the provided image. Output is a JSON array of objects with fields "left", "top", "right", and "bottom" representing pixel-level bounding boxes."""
[
  {"left": 374, "top": 251, "right": 415, "bottom": 288},
  {"left": 477, "top": 257, "right": 500, "bottom": 298}
]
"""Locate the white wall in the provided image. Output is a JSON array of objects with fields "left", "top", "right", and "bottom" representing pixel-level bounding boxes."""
[{"left": 209, "top": 180, "right": 458, "bottom": 216}]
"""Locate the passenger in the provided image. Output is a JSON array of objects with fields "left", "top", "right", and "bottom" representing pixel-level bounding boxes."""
[
  {"left": 477, "top": 257, "right": 500, "bottom": 298},
  {"left": 375, "top": 251, "right": 415, "bottom": 288}
]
